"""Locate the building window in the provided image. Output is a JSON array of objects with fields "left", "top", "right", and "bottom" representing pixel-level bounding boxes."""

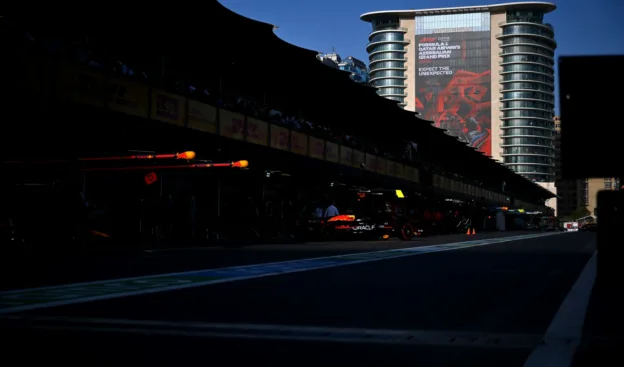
[
  {"left": 583, "top": 180, "right": 589, "bottom": 206},
  {"left": 604, "top": 178, "right": 612, "bottom": 190},
  {"left": 506, "top": 10, "right": 545, "bottom": 24}
]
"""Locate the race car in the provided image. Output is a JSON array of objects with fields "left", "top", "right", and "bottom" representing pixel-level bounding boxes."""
[
  {"left": 396, "top": 221, "right": 423, "bottom": 240},
  {"left": 321, "top": 214, "right": 394, "bottom": 240}
]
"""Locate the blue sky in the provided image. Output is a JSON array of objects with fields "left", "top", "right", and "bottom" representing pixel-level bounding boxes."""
[{"left": 220, "top": 0, "right": 622, "bottom": 114}]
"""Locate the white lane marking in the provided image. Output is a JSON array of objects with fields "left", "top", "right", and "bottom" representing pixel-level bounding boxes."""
[
  {"left": 1, "top": 232, "right": 556, "bottom": 295},
  {"left": 145, "top": 240, "right": 400, "bottom": 252},
  {"left": 523, "top": 251, "right": 597, "bottom": 367},
  {"left": 0, "top": 233, "right": 563, "bottom": 314},
  {"left": 1, "top": 315, "right": 543, "bottom": 349}
]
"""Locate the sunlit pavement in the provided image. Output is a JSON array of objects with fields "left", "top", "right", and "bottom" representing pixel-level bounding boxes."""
[{"left": 1, "top": 231, "right": 610, "bottom": 366}]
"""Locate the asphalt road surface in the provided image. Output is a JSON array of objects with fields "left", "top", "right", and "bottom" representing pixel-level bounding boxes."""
[{"left": 1, "top": 231, "right": 605, "bottom": 366}]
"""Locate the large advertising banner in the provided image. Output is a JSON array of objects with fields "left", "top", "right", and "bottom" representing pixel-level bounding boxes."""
[
  {"left": 415, "top": 14, "right": 492, "bottom": 156},
  {"left": 187, "top": 100, "right": 217, "bottom": 134}
]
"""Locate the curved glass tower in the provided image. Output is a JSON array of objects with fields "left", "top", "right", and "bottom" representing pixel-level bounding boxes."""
[
  {"left": 361, "top": 2, "right": 557, "bottom": 182},
  {"left": 497, "top": 9, "right": 557, "bottom": 181},
  {"left": 366, "top": 17, "right": 409, "bottom": 107}
]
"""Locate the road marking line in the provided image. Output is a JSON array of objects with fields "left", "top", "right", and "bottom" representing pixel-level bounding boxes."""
[
  {"left": 523, "top": 251, "right": 597, "bottom": 367},
  {"left": 145, "top": 240, "right": 401, "bottom": 252},
  {"left": 0, "top": 232, "right": 563, "bottom": 314},
  {"left": 1, "top": 315, "right": 543, "bottom": 349}
]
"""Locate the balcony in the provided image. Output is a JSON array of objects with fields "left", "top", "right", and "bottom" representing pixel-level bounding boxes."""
[
  {"left": 498, "top": 21, "right": 554, "bottom": 31},
  {"left": 372, "top": 82, "right": 408, "bottom": 88},
  {"left": 366, "top": 39, "right": 411, "bottom": 50},
  {"left": 496, "top": 33, "right": 557, "bottom": 46},
  {"left": 379, "top": 91, "right": 408, "bottom": 97},
  {"left": 372, "top": 26, "right": 408, "bottom": 32}
]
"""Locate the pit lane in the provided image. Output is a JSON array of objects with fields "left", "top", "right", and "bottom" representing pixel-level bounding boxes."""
[
  {"left": 2, "top": 230, "right": 543, "bottom": 291},
  {"left": 1, "top": 232, "right": 595, "bottom": 366}
]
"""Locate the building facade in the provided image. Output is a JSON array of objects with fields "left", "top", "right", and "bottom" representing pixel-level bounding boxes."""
[
  {"left": 339, "top": 56, "right": 370, "bottom": 84},
  {"left": 554, "top": 116, "right": 621, "bottom": 218},
  {"left": 317, "top": 53, "right": 340, "bottom": 69},
  {"left": 361, "top": 2, "right": 557, "bottom": 182},
  {"left": 318, "top": 53, "right": 370, "bottom": 84},
  {"left": 583, "top": 178, "right": 620, "bottom": 217},
  {"left": 554, "top": 116, "right": 581, "bottom": 217}
]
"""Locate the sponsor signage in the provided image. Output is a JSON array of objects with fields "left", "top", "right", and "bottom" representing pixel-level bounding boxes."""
[
  {"left": 352, "top": 150, "right": 365, "bottom": 168},
  {"left": 219, "top": 109, "right": 245, "bottom": 140},
  {"left": 246, "top": 117, "right": 268, "bottom": 146},
  {"left": 395, "top": 164, "right": 405, "bottom": 180},
  {"left": 376, "top": 158, "right": 387, "bottom": 175},
  {"left": 405, "top": 166, "right": 416, "bottom": 183},
  {"left": 386, "top": 161, "right": 396, "bottom": 177},
  {"left": 325, "top": 142, "right": 339, "bottom": 163},
  {"left": 339, "top": 145, "right": 353, "bottom": 167},
  {"left": 365, "top": 153, "right": 376, "bottom": 171},
  {"left": 187, "top": 100, "right": 217, "bottom": 134},
  {"left": 151, "top": 90, "right": 186, "bottom": 126},
  {"left": 433, "top": 174, "right": 441, "bottom": 188},
  {"left": 309, "top": 137, "right": 325, "bottom": 160},
  {"left": 107, "top": 78, "right": 149, "bottom": 118},
  {"left": 270, "top": 125, "right": 289, "bottom": 151},
  {"left": 290, "top": 131, "right": 308, "bottom": 156}
]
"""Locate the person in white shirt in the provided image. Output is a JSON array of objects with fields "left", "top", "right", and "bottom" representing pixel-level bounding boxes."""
[{"left": 324, "top": 201, "right": 339, "bottom": 219}]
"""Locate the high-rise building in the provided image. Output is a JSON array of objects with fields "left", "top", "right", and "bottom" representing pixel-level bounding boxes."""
[
  {"left": 339, "top": 56, "right": 370, "bottom": 84},
  {"left": 318, "top": 53, "right": 370, "bottom": 84},
  {"left": 583, "top": 178, "right": 620, "bottom": 217},
  {"left": 317, "top": 53, "right": 340, "bottom": 69},
  {"left": 361, "top": 2, "right": 557, "bottom": 182}
]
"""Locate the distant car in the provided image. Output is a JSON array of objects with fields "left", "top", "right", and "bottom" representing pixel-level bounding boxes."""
[{"left": 580, "top": 223, "right": 597, "bottom": 232}]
